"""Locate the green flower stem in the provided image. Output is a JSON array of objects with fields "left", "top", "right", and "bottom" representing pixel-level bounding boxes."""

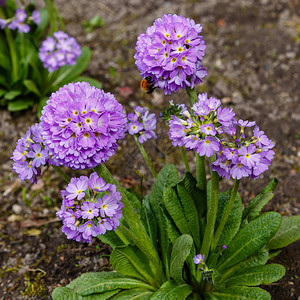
[
  {"left": 3, "top": 26, "right": 18, "bottom": 81},
  {"left": 133, "top": 135, "right": 157, "bottom": 178},
  {"left": 200, "top": 167, "right": 219, "bottom": 260},
  {"left": 196, "top": 153, "right": 206, "bottom": 192},
  {"left": 44, "top": 0, "right": 58, "bottom": 34},
  {"left": 93, "top": 163, "right": 165, "bottom": 285},
  {"left": 52, "top": 165, "right": 70, "bottom": 183},
  {"left": 186, "top": 86, "right": 198, "bottom": 106},
  {"left": 212, "top": 179, "right": 240, "bottom": 250},
  {"left": 180, "top": 147, "right": 190, "bottom": 172}
]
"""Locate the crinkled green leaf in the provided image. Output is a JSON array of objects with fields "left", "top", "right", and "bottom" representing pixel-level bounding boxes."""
[
  {"left": 23, "top": 79, "right": 40, "bottom": 96},
  {"left": 216, "top": 212, "right": 281, "bottom": 272},
  {"left": 109, "top": 288, "right": 153, "bottom": 299},
  {"left": 150, "top": 281, "right": 192, "bottom": 300},
  {"left": 204, "top": 286, "right": 270, "bottom": 300},
  {"left": 110, "top": 245, "right": 155, "bottom": 286},
  {"left": 267, "top": 215, "right": 300, "bottom": 250},
  {"left": 224, "top": 264, "right": 285, "bottom": 287},
  {"left": 170, "top": 234, "right": 193, "bottom": 283},
  {"left": 52, "top": 287, "right": 82, "bottom": 300}
]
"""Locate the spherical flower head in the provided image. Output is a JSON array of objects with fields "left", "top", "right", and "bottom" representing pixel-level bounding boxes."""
[
  {"left": 58, "top": 173, "right": 123, "bottom": 243},
  {"left": 11, "top": 123, "right": 49, "bottom": 183},
  {"left": 40, "top": 82, "right": 127, "bottom": 169},
  {"left": 193, "top": 254, "right": 205, "bottom": 265},
  {"left": 127, "top": 106, "right": 157, "bottom": 143},
  {"left": 39, "top": 31, "right": 81, "bottom": 72},
  {"left": 135, "top": 14, "right": 207, "bottom": 95}
]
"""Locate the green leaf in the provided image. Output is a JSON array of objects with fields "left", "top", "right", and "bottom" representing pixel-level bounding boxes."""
[
  {"left": 179, "top": 172, "right": 206, "bottom": 219},
  {"left": 177, "top": 185, "right": 200, "bottom": 248},
  {"left": 224, "top": 264, "right": 285, "bottom": 287},
  {"left": 216, "top": 212, "right": 281, "bottom": 272},
  {"left": 266, "top": 215, "right": 300, "bottom": 250},
  {"left": 163, "top": 188, "right": 190, "bottom": 235},
  {"left": 149, "top": 164, "right": 179, "bottom": 217},
  {"left": 110, "top": 288, "right": 153, "bottom": 299},
  {"left": 23, "top": 79, "right": 41, "bottom": 96},
  {"left": 4, "top": 90, "right": 21, "bottom": 100},
  {"left": 150, "top": 281, "right": 193, "bottom": 300},
  {"left": 7, "top": 99, "right": 34, "bottom": 111},
  {"left": 141, "top": 195, "right": 157, "bottom": 250},
  {"left": 220, "top": 248, "right": 269, "bottom": 280},
  {"left": 66, "top": 272, "right": 155, "bottom": 296},
  {"left": 73, "top": 76, "right": 102, "bottom": 89},
  {"left": 204, "top": 286, "right": 270, "bottom": 300},
  {"left": 37, "top": 97, "right": 48, "bottom": 120},
  {"left": 170, "top": 235, "right": 193, "bottom": 283},
  {"left": 122, "top": 188, "right": 141, "bottom": 212},
  {"left": 215, "top": 189, "right": 242, "bottom": 247},
  {"left": 52, "top": 47, "right": 91, "bottom": 86},
  {"left": 242, "top": 179, "right": 278, "bottom": 222},
  {"left": 110, "top": 245, "right": 156, "bottom": 286},
  {"left": 160, "top": 206, "right": 180, "bottom": 244},
  {"left": 99, "top": 228, "right": 125, "bottom": 248},
  {"left": 52, "top": 287, "right": 82, "bottom": 300}
]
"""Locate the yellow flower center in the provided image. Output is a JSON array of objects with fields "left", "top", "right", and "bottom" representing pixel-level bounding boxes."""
[
  {"left": 85, "top": 118, "right": 91, "bottom": 124},
  {"left": 88, "top": 209, "right": 93, "bottom": 213},
  {"left": 77, "top": 122, "right": 82, "bottom": 128},
  {"left": 84, "top": 132, "right": 90, "bottom": 138},
  {"left": 102, "top": 204, "right": 107, "bottom": 209},
  {"left": 171, "top": 57, "right": 177, "bottom": 63},
  {"left": 67, "top": 118, "right": 71, "bottom": 122},
  {"left": 36, "top": 153, "right": 41, "bottom": 158},
  {"left": 77, "top": 190, "right": 81, "bottom": 194},
  {"left": 246, "top": 154, "right": 250, "bottom": 158},
  {"left": 177, "top": 34, "right": 181, "bottom": 38},
  {"left": 87, "top": 224, "right": 92, "bottom": 228},
  {"left": 205, "top": 140, "right": 210, "bottom": 144},
  {"left": 178, "top": 47, "right": 183, "bottom": 52},
  {"left": 74, "top": 110, "right": 79, "bottom": 116}
]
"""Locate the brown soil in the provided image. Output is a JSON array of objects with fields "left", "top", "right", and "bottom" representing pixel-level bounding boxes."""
[{"left": 0, "top": 0, "right": 300, "bottom": 299}]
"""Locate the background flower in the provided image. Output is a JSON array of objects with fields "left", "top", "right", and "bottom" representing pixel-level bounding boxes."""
[{"left": 135, "top": 14, "right": 207, "bottom": 95}]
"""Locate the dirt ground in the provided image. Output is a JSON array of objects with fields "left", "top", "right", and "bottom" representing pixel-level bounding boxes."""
[{"left": 0, "top": 0, "right": 300, "bottom": 299}]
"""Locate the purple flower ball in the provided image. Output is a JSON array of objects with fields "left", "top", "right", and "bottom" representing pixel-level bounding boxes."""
[
  {"left": 40, "top": 82, "right": 127, "bottom": 169},
  {"left": 135, "top": 14, "right": 207, "bottom": 95},
  {"left": 39, "top": 31, "right": 81, "bottom": 72}
]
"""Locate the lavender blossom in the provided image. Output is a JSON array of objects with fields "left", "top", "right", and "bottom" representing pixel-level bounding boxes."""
[
  {"left": 135, "top": 14, "right": 207, "bottom": 95},
  {"left": 167, "top": 94, "right": 232, "bottom": 157},
  {"left": 211, "top": 120, "right": 275, "bottom": 180},
  {"left": 193, "top": 254, "right": 205, "bottom": 265},
  {"left": 39, "top": 31, "right": 81, "bottom": 72},
  {"left": 11, "top": 123, "right": 50, "bottom": 183},
  {"left": 127, "top": 106, "right": 157, "bottom": 143},
  {"left": 40, "top": 82, "right": 127, "bottom": 170},
  {"left": 31, "top": 10, "right": 41, "bottom": 25},
  {"left": 57, "top": 172, "right": 124, "bottom": 243}
]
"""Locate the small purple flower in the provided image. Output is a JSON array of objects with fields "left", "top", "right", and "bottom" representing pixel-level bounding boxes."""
[
  {"left": 81, "top": 202, "right": 99, "bottom": 219},
  {"left": 15, "top": 9, "right": 27, "bottom": 22},
  {"left": 88, "top": 172, "right": 109, "bottom": 192},
  {"left": 31, "top": 10, "right": 41, "bottom": 25},
  {"left": 200, "top": 123, "right": 216, "bottom": 136},
  {"left": 127, "top": 106, "right": 157, "bottom": 143},
  {"left": 96, "top": 218, "right": 113, "bottom": 235},
  {"left": 253, "top": 126, "right": 271, "bottom": 148},
  {"left": 135, "top": 14, "right": 207, "bottom": 95},
  {"left": 193, "top": 254, "right": 205, "bottom": 265},
  {"left": 217, "top": 107, "right": 235, "bottom": 126},
  {"left": 238, "top": 144, "right": 260, "bottom": 168},
  {"left": 0, "top": 18, "right": 6, "bottom": 29},
  {"left": 230, "top": 163, "right": 251, "bottom": 180},
  {"left": 78, "top": 221, "right": 98, "bottom": 239},
  {"left": 26, "top": 144, "right": 48, "bottom": 167},
  {"left": 39, "top": 31, "right": 81, "bottom": 72},
  {"left": 97, "top": 195, "right": 119, "bottom": 218},
  {"left": 66, "top": 176, "right": 89, "bottom": 201},
  {"left": 196, "top": 137, "right": 220, "bottom": 157},
  {"left": 222, "top": 245, "right": 227, "bottom": 250}
]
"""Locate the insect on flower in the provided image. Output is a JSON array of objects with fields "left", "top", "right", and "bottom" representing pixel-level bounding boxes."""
[{"left": 140, "top": 76, "right": 156, "bottom": 94}]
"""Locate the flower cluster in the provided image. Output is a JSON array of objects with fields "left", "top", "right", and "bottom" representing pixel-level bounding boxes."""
[
  {"left": 0, "top": 9, "right": 40, "bottom": 32},
  {"left": 40, "top": 82, "right": 127, "bottom": 170},
  {"left": 168, "top": 94, "right": 235, "bottom": 157},
  {"left": 135, "top": 14, "right": 207, "bottom": 95},
  {"left": 211, "top": 121, "right": 275, "bottom": 180},
  {"left": 11, "top": 123, "right": 50, "bottom": 183},
  {"left": 39, "top": 31, "right": 81, "bottom": 72},
  {"left": 127, "top": 106, "right": 157, "bottom": 143},
  {"left": 57, "top": 172, "right": 124, "bottom": 243}
]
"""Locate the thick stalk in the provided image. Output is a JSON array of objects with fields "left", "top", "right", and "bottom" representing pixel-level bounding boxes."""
[
  {"left": 133, "top": 135, "right": 157, "bottom": 178},
  {"left": 212, "top": 179, "right": 240, "bottom": 249},
  {"left": 196, "top": 153, "right": 206, "bottom": 192},
  {"left": 4, "top": 27, "right": 18, "bottom": 81},
  {"left": 200, "top": 168, "right": 219, "bottom": 259},
  {"left": 180, "top": 147, "right": 190, "bottom": 173},
  {"left": 52, "top": 165, "right": 70, "bottom": 183},
  {"left": 44, "top": 0, "right": 58, "bottom": 34},
  {"left": 186, "top": 86, "right": 198, "bottom": 106}
]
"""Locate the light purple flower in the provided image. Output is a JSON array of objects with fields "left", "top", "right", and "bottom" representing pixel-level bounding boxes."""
[
  {"left": 88, "top": 172, "right": 109, "bottom": 192},
  {"left": 97, "top": 194, "right": 119, "bottom": 218},
  {"left": 200, "top": 123, "right": 216, "bottom": 136},
  {"left": 230, "top": 163, "right": 251, "bottom": 180},
  {"left": 0, "top": 18, "right": 6, "bottom": 29},
  {"left": 81, "top": 202, "right": 99, "bottom": 219},
  {"left": 79, "top": 221, "right": 98, "bottom": 239},
  {"left": 193, "top": 254, "right": 205, "bottom": 264},
  {"left": 31, "top": 10, "right": 41, "bottom": 25},
  {"left": 40, "top": 82, "right": 127, "bottom": 169},
  {"left": 39, "top": 31, "right": 81, "bottom": 72},
  {"left": 26, "top": 144, "right": 48, "bottom": 167},
  {"left": 96, "top": 218, "right": 113, "bottom": 235},
  {"left": 66, "top": 176, "right": 89, "bottom": 201},
  {"left": 238, "top": 144, "right": 260, "bottom": 168},
  {"left": 135, "top": 14, "right": 207, "bottom": 95},
  {"left": 217, "top": 107, "right": 235, "bottom": 126},
  {"left": 196, "top": 137, "right": 220, "bottom": 157}
]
